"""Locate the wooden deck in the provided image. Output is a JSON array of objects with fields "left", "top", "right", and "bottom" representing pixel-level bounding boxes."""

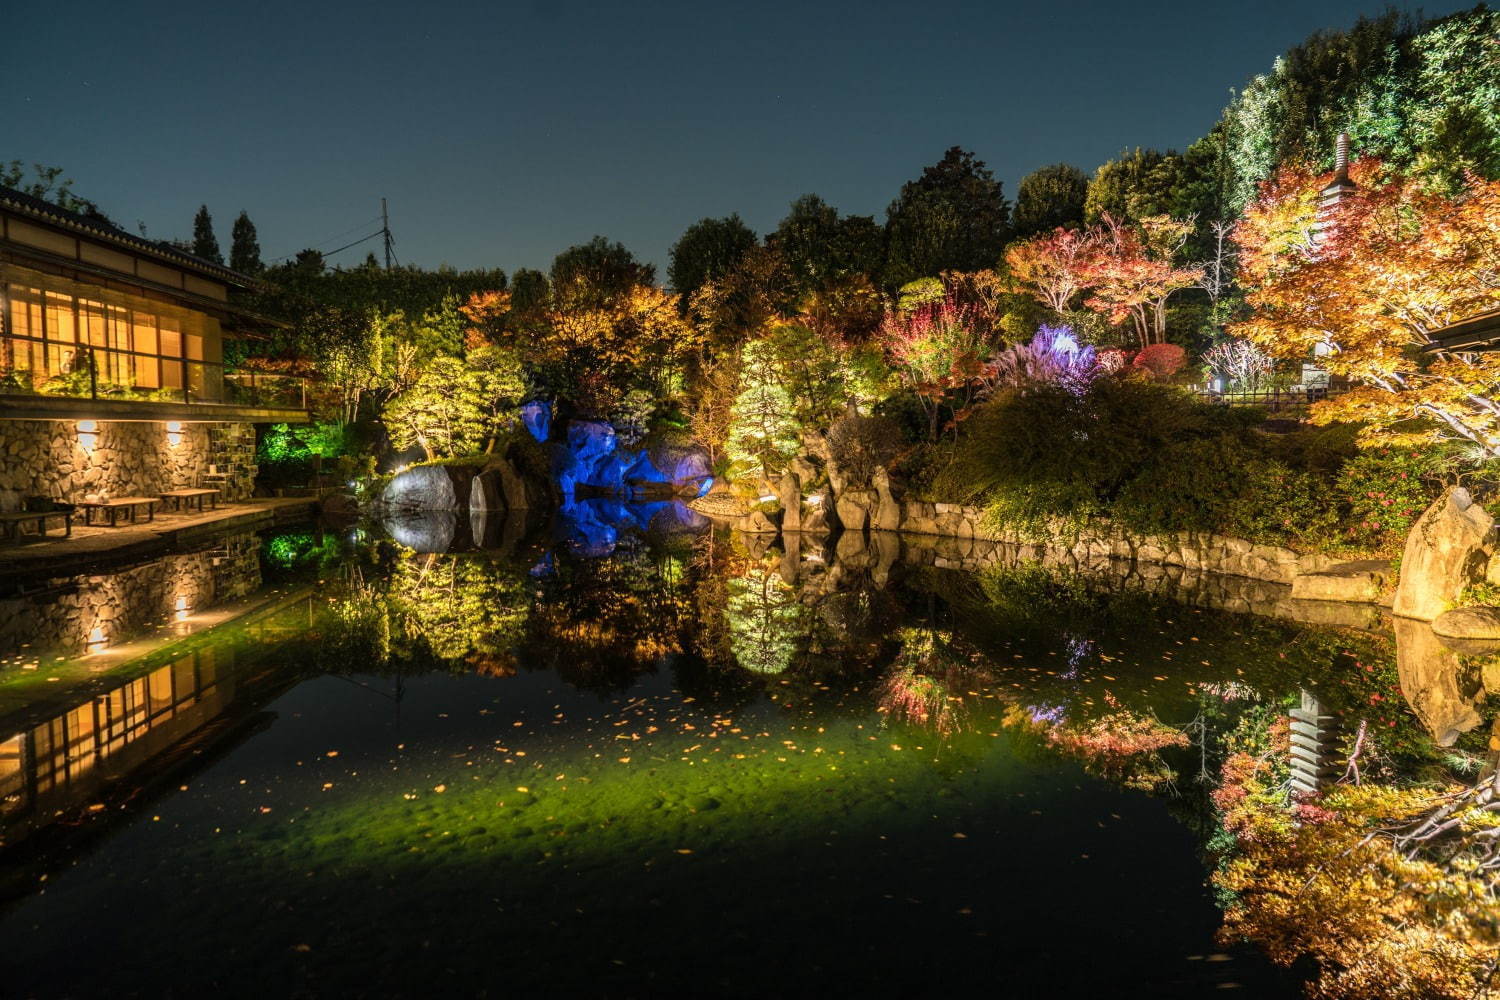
[{"left": 0, "top": 497, "right": 319, "bottom": 579}]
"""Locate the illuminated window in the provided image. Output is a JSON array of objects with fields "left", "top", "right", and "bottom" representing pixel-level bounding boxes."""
[{"left": 0, "top": 276, "right": 221, "bottom": 402}]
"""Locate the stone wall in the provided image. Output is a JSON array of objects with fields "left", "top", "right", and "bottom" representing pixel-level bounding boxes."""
[
  {"left": 891, "top": 500, "right": 1339, "bottom": 586},
  {"left": 0, "top": 419, "right": 256, "bottom": 509}
]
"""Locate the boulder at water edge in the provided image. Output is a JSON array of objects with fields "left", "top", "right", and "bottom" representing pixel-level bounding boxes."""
[
  {"left": 1393, "top": 488, "right": 1496, "bottom": 621},
  {"left": 382, "top": 463, "right": 478, "bottom": 511},
  {"left": 1432, "top": 605, "right": 1500, "bottom": 641}
]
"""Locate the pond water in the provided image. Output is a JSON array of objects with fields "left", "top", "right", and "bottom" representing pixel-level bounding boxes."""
[{"left": 0, "top": 508, "right": 1446, "bottom": 997}]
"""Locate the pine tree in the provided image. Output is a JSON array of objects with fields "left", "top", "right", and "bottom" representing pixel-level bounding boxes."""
[
  {"left": 229, "top": 211, "right": 261, "bottom": 274},
  {"left": 192, "top": 205, "right": 223, "bottom": 264}
]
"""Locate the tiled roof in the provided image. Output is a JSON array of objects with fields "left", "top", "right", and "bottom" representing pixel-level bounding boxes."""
[
  {"left": 1428, "top": 306, "right": 1500, "bottom": 353},
  {"left": 0, "top": 184, "right": 257, "bottom": 288}
]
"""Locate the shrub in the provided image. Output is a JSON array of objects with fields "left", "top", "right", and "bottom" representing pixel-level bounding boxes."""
[
  {"left": 1132, "top": 342, "right": 1186, "bottom": 380},
  {"left": 827, "top": 411, "right": 905, "bottom": 488},
  {"left": 1336, "top": 447, "right": 1451, "bottom": 549}
]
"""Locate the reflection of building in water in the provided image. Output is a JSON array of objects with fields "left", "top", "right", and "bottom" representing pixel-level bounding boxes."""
[
  {"left": 0, "top": 646, "right": 231, "bottom": 841},
  {"left": 0, "top": 531, "right": 262, "bottom": 665},
  {"left": 0, "top": 593, "right": 313, "bottom": 849}
]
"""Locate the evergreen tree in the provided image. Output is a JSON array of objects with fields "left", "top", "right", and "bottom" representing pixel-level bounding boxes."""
[
  {"left": 668, "top": 214, "right": 757, "bottom": 299},
  {"left": 192, "top": 205, "right": 223, "bottom": 264},
  {"left": 1012, "top": 164, "right": 1089, "bottom": 238},
  {"left": 229, "top": 210, "right": 262, "bottom": 274},
  {"left": 883, "top": 147, "right": 1010, "bottom": 289}
]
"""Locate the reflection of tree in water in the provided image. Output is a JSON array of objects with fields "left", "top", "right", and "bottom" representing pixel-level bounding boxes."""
[
  {"left": 389, "top": 554, "right": 529, "bottom": 672},
  {"left": 524, "top": 548, "right": 690, "bottom": 693},
  {"left": 1215, "top": 724, "right": 1500, "bottom": 1000},
  {"left": 725, "top": 566, "right": 805, "bottom": 676},
  {"left": 878, "top": 627, "right": 990, "bottom": 738},
  {"left": 1006, "top": 696, "right": 1189, "bottom": 791}
]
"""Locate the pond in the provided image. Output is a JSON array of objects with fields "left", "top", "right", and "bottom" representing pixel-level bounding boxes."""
[{"left": 0, "top": 509, "right": 1463, "bottom": 997}]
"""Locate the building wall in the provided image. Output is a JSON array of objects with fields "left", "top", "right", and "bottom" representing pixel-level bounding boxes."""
[{"left": 0, "top": 419, "right": 257, "bottom": 509}]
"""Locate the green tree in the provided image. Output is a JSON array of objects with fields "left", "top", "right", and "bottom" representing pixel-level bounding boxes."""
[
  {"left": 382, "top": 347, "right": 525, "bottom": 459},
  {"left": 667, "top": 214, "right": 757, "bottom": 300},
  {"left": 0, "top": 161, "right": 109, "bottom": 220},
  {"left": 1012, "top": 163, "right": 1089, "bottom": 238},
  {"left": 771, "top": 194, "right": 883, "bottom": 294},
  {"left": 1084, "top": 148, "right": 1194, "bottom": 224},
  {"left": 883, "top": 146, "right": 1010, "bottom": 289},
  {"left": 192, "top": 205, "right": 223, "bottom": 264},
  {"left": 229, "top": 211, "right": 262, "bottom": 274},
  {"left": 510, "top": 268, "right": 550, "bottom": 314},
  {"left": 727, "top": 338, "right": 801, "bottom": 478}
]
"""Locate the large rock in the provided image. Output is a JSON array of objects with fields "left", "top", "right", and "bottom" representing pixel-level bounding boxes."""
[
  {"left": 872, "top": 466, "right": 902, "bottom": 532},
  {"left": 735, "top": 510, "right": 779, "bottom": 534},
  {"left": 1394, "top": 488, "right": 1495, "bottom": 621},
  {"left": 1289, "top": 559, "right": 1394, "bottom": 603},
  {"left": 779, "top": 471, "right": 802, "bottom": 532},
  {"left": 835, "top": 490, "right": 873, "bottom": 533},
  {"left": 1432, "top": 605, "right": 1500, "bottom": 641},
  {"left": 381, "top": 463, "right": 477, "bottom": 511},
  {"left": 470, "top": 469, "right": 504, "bottom": 512}
]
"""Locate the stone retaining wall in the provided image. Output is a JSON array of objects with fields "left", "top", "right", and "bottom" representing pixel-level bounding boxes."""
[
  {"left": 891, "top": 500, "right": 1340, "bottom": 586},
  {"left": 0, "top": 418, "right": 222, "bottom": 510}
]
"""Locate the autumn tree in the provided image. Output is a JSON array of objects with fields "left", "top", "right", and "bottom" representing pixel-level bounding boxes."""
[
  {"left": 1005, "top": 227, "right": 1099, "bottom": 314},
  {"left": 877, "top": 293, "right": 990, "bottom": 439},
  {"left": 1084, "top": 214, "right": 1203, "bottom": 348},
  {"left": 688, "top": 350, "right": 741, "bottom": 470},
  {"left": 1233, "top": 160, "right": 1500, "bottom": 454},
  {"left": 687, "top": 243, "right": 798, "bottom": 348}
]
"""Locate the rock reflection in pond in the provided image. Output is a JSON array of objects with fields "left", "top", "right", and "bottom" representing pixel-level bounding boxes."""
[{"left": 1394, "top": 615, "right": 1486, "bottom": 746}]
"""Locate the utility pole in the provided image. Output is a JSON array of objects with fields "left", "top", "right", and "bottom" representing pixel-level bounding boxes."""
[{"left": 381, "top": 197, "right": 393, "bottom": 271}]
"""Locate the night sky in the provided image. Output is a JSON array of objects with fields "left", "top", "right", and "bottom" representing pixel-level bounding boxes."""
[{"left": 6, "top": 0, "right": 1476, "bottom": 278}]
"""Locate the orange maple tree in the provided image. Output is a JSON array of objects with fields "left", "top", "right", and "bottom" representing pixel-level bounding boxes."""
[
  {"left": 1083, "top": 214, "right": 1203, "bottom": 348},
  {"left": 1006, "top": 215, "right": 1201, "bottom": 348},
  {"left": 1233, "top": 159, "right": 1500, "bottom": 455},
  {"left": 1004, "top": 226, "right": 1099, "bottom": 313}
]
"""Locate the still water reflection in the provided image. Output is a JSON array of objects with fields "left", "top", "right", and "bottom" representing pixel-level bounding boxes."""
[{"left": 0, "top": 511, "right": 1485, "bottom": 997}]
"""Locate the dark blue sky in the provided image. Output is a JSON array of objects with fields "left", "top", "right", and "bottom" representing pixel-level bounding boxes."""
[{"left": 7, "top": 0, "right": 1474, "bottom": 278}]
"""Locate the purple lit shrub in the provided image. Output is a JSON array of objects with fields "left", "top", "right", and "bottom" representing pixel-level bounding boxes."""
[{"left": 985, "top": 324, "right": 1097, "bottom": 394}]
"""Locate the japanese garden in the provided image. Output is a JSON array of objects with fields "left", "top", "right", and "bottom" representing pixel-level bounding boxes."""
[{"left": 5, "top": 4, "right": 1500, "bottom": 997}]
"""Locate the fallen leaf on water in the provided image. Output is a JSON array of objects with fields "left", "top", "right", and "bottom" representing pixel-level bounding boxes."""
[{"left": 433, "top": 784, "right": 446, "bottom": 794}]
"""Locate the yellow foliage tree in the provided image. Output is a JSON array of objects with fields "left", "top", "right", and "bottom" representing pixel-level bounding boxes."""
[{"left": 1233, "top": 160, "right": 1500, "bottom": 454}]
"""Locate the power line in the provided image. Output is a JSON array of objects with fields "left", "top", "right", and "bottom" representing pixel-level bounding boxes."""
[
  {"left": 320, "top": 229, "right": 385, "bottom": 259},
  {"left": 267, "top": 214, "right": 385, "bottom": 262}
]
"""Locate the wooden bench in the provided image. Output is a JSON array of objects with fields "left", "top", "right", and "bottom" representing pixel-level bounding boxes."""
[
  {"left": 0, "top": 510, "right": 72, "bottom": 543},
  {"left": 75, "top": 497, "right": 159, "bottom": 527},
  {"left": 160, "top": 487, "right": 221, "bottom": 513}
]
